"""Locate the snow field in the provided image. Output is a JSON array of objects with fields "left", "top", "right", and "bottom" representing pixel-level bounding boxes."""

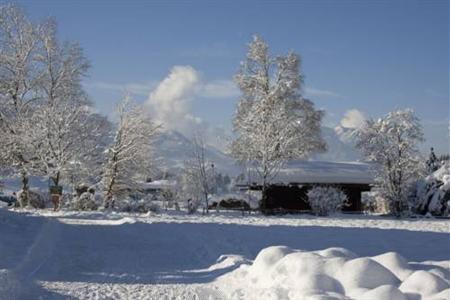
[{"left": 0, "top": 209, "right": 449, "bottom": 299}]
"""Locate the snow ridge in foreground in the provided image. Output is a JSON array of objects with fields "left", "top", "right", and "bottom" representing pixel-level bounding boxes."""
[{"left": 215, "top": 246, "right": 450, "bottom": 300}]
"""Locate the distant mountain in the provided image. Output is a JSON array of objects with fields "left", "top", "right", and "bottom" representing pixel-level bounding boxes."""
[
  {"left": 2, "top": 128, "right": 364, "bottom": 189},
  {"left": 314, "top": 127, "right": 362, "bottom": 162},
  {"left": 153, "top": 130, "right": 240, "bottom": 176},
  {"left": 154, "top": 128, "right": 362, "bottom": 177}
]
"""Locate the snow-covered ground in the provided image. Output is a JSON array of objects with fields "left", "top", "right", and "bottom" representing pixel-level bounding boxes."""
[{"left": 0, "top": 209, "right": 449, "bottom": 299}]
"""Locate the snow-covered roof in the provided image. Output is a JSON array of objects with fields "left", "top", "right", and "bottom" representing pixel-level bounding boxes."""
[
  {"left": 141, "top": 180, "right": 176, "bottom": 190},
  {"left": 250, "top": 161, "right": 375, "bottom": 185}
]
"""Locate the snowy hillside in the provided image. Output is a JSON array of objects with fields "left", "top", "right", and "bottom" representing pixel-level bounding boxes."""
[
  {"left": 154, "top": 128, "right": 363, "bottom": 178},
  {"left": 153, "top": 130, "right": 240, "bottom": 175},
  {"left": 314, "top": 127, "right": 362, "bottom": 162}
]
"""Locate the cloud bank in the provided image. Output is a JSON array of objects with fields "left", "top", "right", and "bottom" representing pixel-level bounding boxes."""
[{"left": 145, "top": 65, "right": 238, "bottom": 137}]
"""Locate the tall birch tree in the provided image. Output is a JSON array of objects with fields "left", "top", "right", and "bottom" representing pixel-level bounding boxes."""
[
  {"left": 231, "top": 35, "right": 326, "bottom": 211},
  {"left": 0, "top": 4, "right": 43, "bottom": 201}
]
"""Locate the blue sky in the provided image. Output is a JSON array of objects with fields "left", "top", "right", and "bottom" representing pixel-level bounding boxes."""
[{"left": 14, "top": 0, "right": 449, "bottom": 154}]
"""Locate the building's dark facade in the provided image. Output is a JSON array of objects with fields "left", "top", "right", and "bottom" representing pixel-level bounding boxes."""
[
  {"left": 242, "top": 161, "right": 375, "bottom": 213},
  {"left": 260, "top": 183, "right": 371, "bottom": 212}
]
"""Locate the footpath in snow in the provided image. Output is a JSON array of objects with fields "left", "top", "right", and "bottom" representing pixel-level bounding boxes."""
[{"left": 0, "top": 209, "right": 448, "bottom": 299}]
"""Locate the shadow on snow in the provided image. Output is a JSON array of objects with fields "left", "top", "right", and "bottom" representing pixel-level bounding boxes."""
[{"left": 1, "top": 210, "right": 449, "bottom": 289}]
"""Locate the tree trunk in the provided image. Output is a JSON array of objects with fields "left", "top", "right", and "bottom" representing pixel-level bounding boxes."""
[
  {"left": 51, "top": 171, "right": 60, "bottom": 187},
  {"left": 261, "top": 184, "right": 268, "bottom": 214},
  {"left": 50, "top": 171, "right": 62, "bottom": 211},
  {"left": 104, "top": 153, "right": 118, "bottom": 210},
  {"left": 104, "top": 193, "right": 114, "bottom": 209},
  {"left": 19, "top": 171, "right": 29, "bottom": 208},
  {"left": 394, "top": 200, "right": 401, "bottom": 218}
]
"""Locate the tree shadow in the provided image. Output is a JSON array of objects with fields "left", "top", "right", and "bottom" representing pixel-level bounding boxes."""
[{"left": 32, "top": 220, "right": 450, "bottom": 285}]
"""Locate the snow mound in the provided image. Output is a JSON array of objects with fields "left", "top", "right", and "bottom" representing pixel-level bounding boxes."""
[
  {"left": 357, "top": 285, "right": 408, "bottom": 300},
  {"left": 372, "top": 252, "right": 414, "bottom": 281},
  {"left": 215, "top": 246, "right": 450, "bottom": 300},
  {"left": 336, "top": 257, "right": 400, "bottom": 290},
  {"left": 399, "top": 270, "right": 449, "bottom": 297}
]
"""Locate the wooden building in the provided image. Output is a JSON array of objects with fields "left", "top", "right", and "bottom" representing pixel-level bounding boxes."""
[{"left": 244, "top": 161, "right": 374, "bottom": 213}]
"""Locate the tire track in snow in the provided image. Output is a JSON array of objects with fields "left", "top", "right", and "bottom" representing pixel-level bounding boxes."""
[{"left": 14, "top": 218, "right": 61, "bottom": 279}]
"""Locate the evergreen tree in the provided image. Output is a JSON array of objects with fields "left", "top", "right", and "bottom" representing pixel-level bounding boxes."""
[{"left": 426, "top": 147, "right": 440, "bottom": 173}]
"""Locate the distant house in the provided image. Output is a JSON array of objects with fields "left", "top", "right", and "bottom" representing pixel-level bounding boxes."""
[
  {"left": 241, "top": 161, "right": 375, "bottom": 212},
  {"left": 141, "top": 180, "right": 176, "bottom": 195}
]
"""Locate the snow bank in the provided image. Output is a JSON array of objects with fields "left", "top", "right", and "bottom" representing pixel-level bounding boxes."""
[{"left": 215, "top": 246, "right": 450, "bottom": 300}]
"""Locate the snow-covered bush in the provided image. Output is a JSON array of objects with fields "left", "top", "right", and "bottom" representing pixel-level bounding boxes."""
[
  {"left": 210, "top": 192, "right": 260, "bottom": 211},
  {"left": 160, "top": 188, "right": 176, "bottom": 210},
  {"left": 72, "top": 190, "right": 99, "bottom": 211},
  {"left": 186, "top": 198, "right": 201, "bottom": 214},
  {"left": 16, "top": 189, "right": 46, "bottom": 209},
  {"left": 410, "top": 162, "right": 450, "bottom": 216},
  {"left": 118, "top": 196, "right": 160, "bottom": 213},
  {"left": 362, "top": 190, "right": 390, "bottom": 214},
  {"left": 307, "top": 186, "right": 349, "bottom": 216}
]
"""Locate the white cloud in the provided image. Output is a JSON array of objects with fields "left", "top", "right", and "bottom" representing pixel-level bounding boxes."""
[
  {"left": 304, "top": 87, "right": 342, "bottom": 98},
  {"left": 89, "top": 65, "right": 239, "bottom": 139},
  {"left": 144, "top": 65, "right": 240, "bottom": 135},
  {"left": 340, "top": 109, "right": 366, "bottom": 129},
  {"left": 89, "top": 70, "right": 238, "bottom": 101},
  {"left": 145, "top": 66, "right": 200, "bottom": 133}
]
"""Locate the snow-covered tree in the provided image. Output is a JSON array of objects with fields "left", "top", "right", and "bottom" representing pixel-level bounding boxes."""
[
  {"left": 231, "top": 35, "right": 326, "bottom": 211},
  {"left": 411, "top": 162, "right": 450, "bottom": 216},
  {"left": 181, "top": 133, "right": 216, "bottom": 214},
  {"left": 0, "top": 4, "right": 44, "bottom": 202},
  {"left": 307, "top": 186, "right": 349, "bottom": 216},
  {"left": 102, "top": 95, "right": 160, "bottom": 209},
  {"left": 355, "top": 109, "right": 424, "bottom": 216},
  {"left": 30, "top": 19, "right": 105, "bottom": 188},
  {"left": 0, "top": 5, "right": 108, "bottom": 207}
]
